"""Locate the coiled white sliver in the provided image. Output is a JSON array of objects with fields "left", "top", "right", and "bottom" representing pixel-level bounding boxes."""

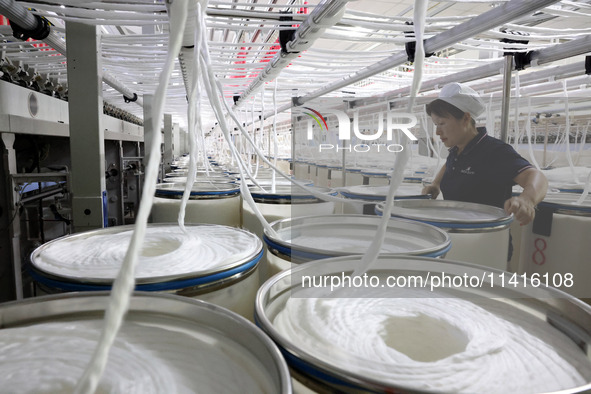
[
  {"left": 542, "top": 166, "right": 591, "bottom": 191},
  {"left": 273, "top": 287, "right": 591, "bottom": 393},
  {"left": 386, "top": 205, "right": 503, "bottom": 222},
  {"left": 285, "top": 235, "right": 432, "bottom": 254},
  {"left": 340, "top": 184, "right": 426, "bottom": 198},
  {"left": 33, "top": 226, "right": 259, "bottom": 280},
  {"left": 0, "top": 319, "right": 274, "bottom": 394}
]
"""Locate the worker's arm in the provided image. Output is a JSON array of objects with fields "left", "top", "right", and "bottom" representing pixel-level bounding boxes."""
[
  {"left": 504, "top": 167, "right": 548, "bottom": 225},
  {"left": 422, "top": 164, "right": 446, "bottom": 199}
]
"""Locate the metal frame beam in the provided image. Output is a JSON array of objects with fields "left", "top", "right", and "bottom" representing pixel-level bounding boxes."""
[
  {"left": 233, "top": 0, "right": 351, "bottom": 107},
  {"left": 67, "top": 21, "right": 106, "bottom": 232},
  {"left": 375, "top": 35, "right": 591, "bottom": 102},
  {"left": 163, "top": 114, "right": 173, "bottom": 174},
  {"left": 1, "top": 133, "right": 21, "bottom": 300},
  {"left": 0, "top": 0, "right": 142, "bottom": 106},
  {"left": 293, "top": 0, "right": 562, "bottom": 107}
]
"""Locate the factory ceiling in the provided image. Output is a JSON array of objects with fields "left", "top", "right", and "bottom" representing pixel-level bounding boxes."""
[{"left": 1, "top": 0, "right": 591, "bottom": 130}]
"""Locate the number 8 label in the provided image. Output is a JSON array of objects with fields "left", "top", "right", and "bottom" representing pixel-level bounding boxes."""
[{"left": 532, "top": 238, "right": 546, "bottom": 266}]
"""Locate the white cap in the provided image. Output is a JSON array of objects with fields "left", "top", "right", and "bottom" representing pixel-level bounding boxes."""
[{"left": 438, "top": 82, "right": 486, "bottom": 119}]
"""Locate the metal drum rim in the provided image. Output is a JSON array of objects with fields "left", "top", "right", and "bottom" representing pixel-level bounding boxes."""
[
  {"left": 375, "top": 200, "right": 514, "bottom": 228},
  {"left": 539, "top": 192, "right": 591, "bottom": 216},
  {"left": 263, "top": 214, "right": 451, "bottom": 261},
  {"left": 163, "top": 176, "right": 237, "bottom": 183},
  {"left": 255, "top": 255, "right": 591, "bottom": 394},
  {"left": 155, "top": 181, "right": 240, "bottom": 198},
  {"left": 339, "top": 184, "right": 430, "bottom": 201},
  {"left": 29, "top": 223, "right": 263, "bottom": 285},
  {"left": 249, "top": 185, "right": 337, "bottom": 203},
  {"left": 28, "top": 249, "right": 262, "bottom": 292},
  {"left": 0, "top": 292, "right": 292, "bottom": 394}
]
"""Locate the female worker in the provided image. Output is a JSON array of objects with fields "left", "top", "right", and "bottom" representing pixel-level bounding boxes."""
[{"left": 421, "top": 82, "right": 548, "bottom": 228}]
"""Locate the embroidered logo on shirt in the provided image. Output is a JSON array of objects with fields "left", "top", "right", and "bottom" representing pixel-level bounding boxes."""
[{"left": 460, "top": 166, "right": 475, "bottom": 175}]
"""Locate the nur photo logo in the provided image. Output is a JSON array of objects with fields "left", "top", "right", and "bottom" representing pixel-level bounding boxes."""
[{"left": 294, "top": 105, "right": 419, "bottom": 153}]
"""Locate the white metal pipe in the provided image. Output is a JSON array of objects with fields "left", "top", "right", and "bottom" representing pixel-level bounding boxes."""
[
  {"left": 102, "top": 73, "right": 144, "bottom": 106},
  {"left": 255, "top": 0, "right": 568, "bottom": 122},
  {"left": 472, "top": 62, "right": 585, "bottom": 93},
  {"left": 530, "top": 33, "right": 591, "bottom": 65},
  {"left": 492, "top": 74, "right": 591, "bottom": 97},
  {"left": 0, "top": 0, "right": 143, "bottom": 107},
  {"left": 233, "top": 0, "right": 350, "bottom": 107},
  {"left": 500, "top": 55, "right": 514, "bottom": 142},
  {"left": 0, "top": 0, "right": 38, "bottom": 29},
  {"left": 207, "top": 8, "right": 308, "bottom": 21},
  {"left": 375, "top": 35, "right": 591, "bottom": 103},
  {"left": 294, "top": 0, "right": 562, "bottom": 106}
]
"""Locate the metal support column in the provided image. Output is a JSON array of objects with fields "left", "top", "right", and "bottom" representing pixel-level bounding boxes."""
[
  {"left": 135, "top": 141, "right": 143, "bottom": 218},
  {"left": 173, "top": 122, "right": 181, "bottom": 159},
  {"left": 341, "top": 138, "right": 348, "bottom": 188},
  {"left": 163, "top": 114, "right": 173, "bottom": 174},
  {"left": 143, "top": 94, "right": 155, "bottom": 166},
  {"left": 142, "top": 22, "right": 155, "bottom": 169},
  {"left": 182, "top": 129, "right": 189, "bottom": 155},
  {"left": 1, "top": 133, "right": 21, "bottom": 300},
  {"left": 500, "top": 55, "right": 513, "bottom": 143},
  {"left": 118, "top": 141, "right": 125, "bottom": 225},
  {"left": 291, "top": 97, "right": 297, "bottom": 174},
  {"left": 67, "top": 22, "right": 106, "bottom": 232}
]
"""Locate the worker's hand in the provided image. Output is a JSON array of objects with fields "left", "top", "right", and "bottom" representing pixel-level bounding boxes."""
[
  {"left": 422, "top": 184, "right": 440, "bottom": 199},
  {"left": 504, "top": 196, "right": 536, "bottom": 226}
]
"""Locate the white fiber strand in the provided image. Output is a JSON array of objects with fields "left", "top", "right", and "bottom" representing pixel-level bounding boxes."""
[
  {"left": 524, "top": 98, "right": 541, "bottom": 171},
  {"left": 562, "top": 80, "right": 579, "bottom": 184},
  {"left": 178, "top": 15, "right": 201, "bottom": 233},
  {"left": 575, "top": 170, "right": 591, "bottom": 205},
  {"left": 353, "top": 0, "right": 428, "bottom": 277},
  {"left": 72, "top": 2, "right": 189, "bottom": 393}
]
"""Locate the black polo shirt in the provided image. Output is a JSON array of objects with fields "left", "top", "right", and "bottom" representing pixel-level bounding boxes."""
[{"left": 440, "top": 128, "right": 532, "bottom": 208}]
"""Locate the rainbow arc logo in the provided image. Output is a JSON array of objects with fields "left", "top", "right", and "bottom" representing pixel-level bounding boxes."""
[{"left": 301, "top": 107, "right": 328, "bottom": 131}]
